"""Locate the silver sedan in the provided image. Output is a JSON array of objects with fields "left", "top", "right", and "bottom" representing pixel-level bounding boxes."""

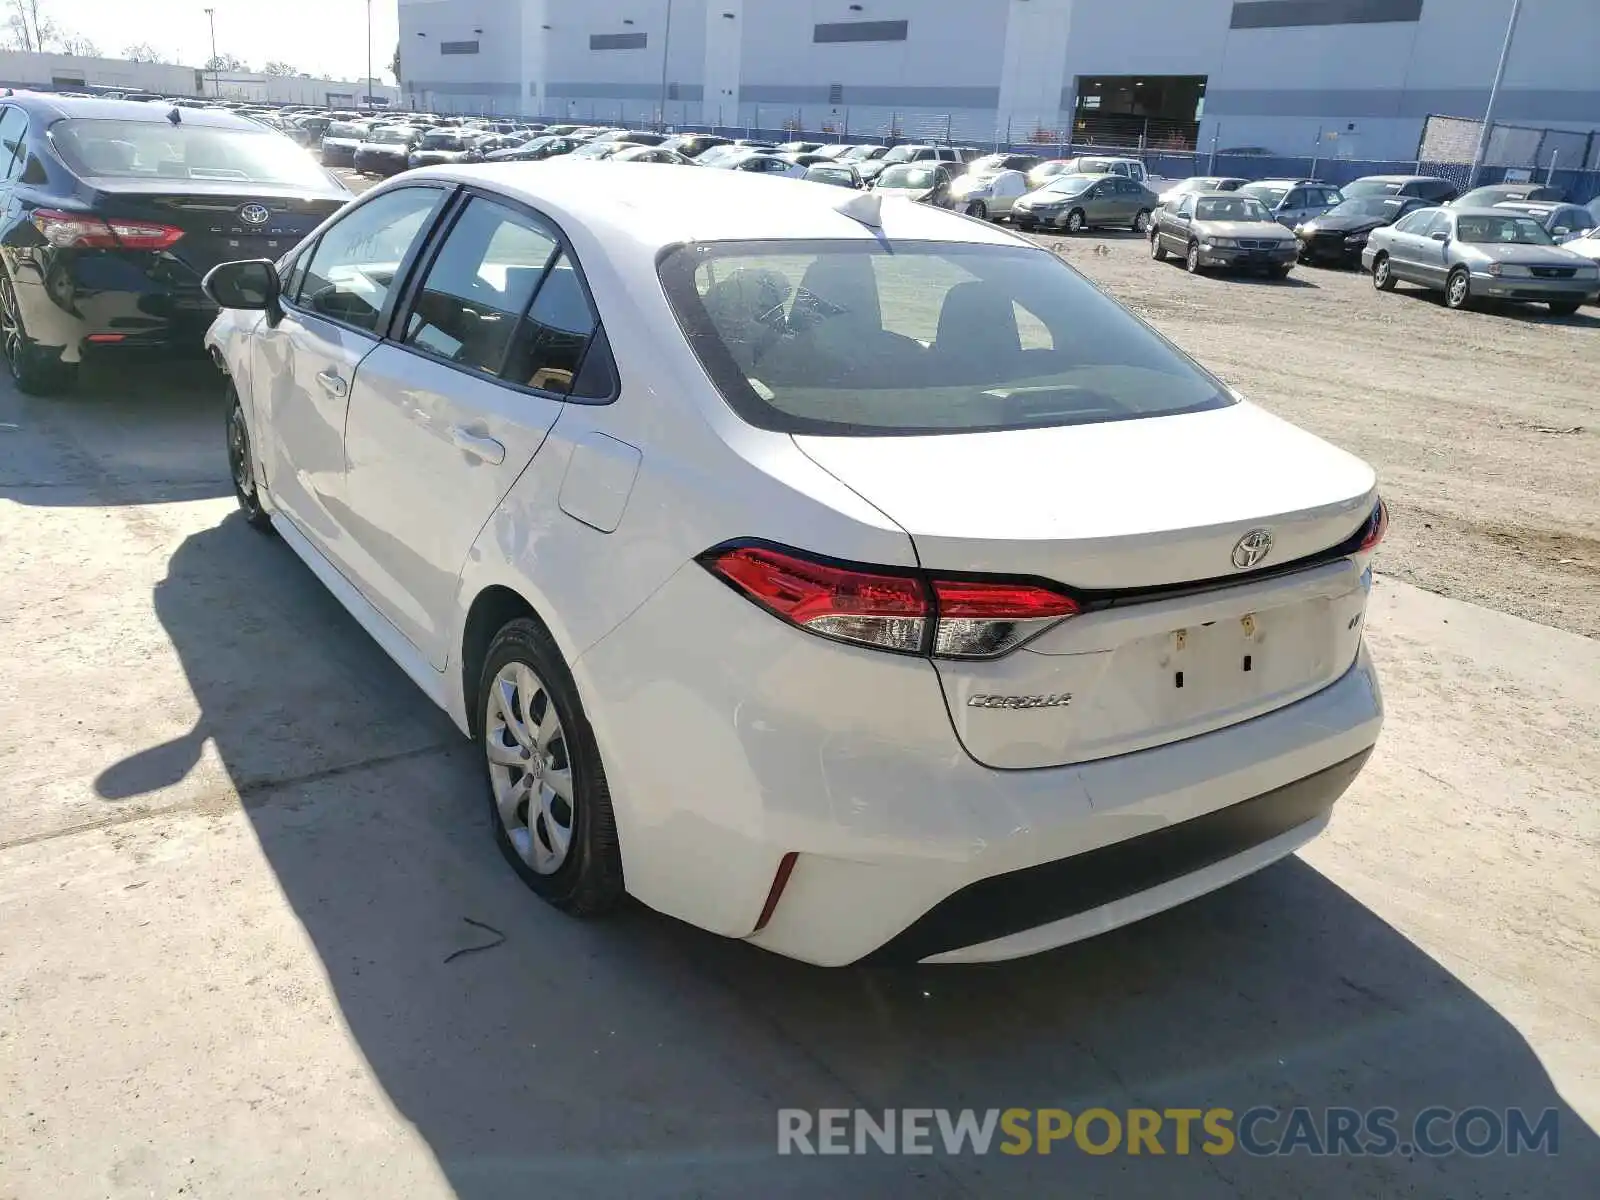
[{"left": 1363, "top": 206, "right": 1600, "bottom": 314}]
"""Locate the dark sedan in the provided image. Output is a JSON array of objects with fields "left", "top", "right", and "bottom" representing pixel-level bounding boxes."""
[
  {"left": 0, "top": 94, "right": 350, "bottom": 393},
  {"left": 1293, "top": 195, "right": 1433, "bottom": 266},
  {"left": 352, "top": 125, "right": 424, "bottom": 177},
  {"left": 483, "top": 134, "right": 580, "bottom": 163},
  {"left": 661, "top": 133, "right": 730, "bottom": 159},
  {"left": 406, "top": 130, "right": 486, "bottom": 168}
]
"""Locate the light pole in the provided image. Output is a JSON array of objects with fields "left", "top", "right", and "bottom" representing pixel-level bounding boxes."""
[
  {"left": 657, "top": 0, "right": 674, "bottom": 130},
  {"left": 365, "top": 0, "right": 373, "bottom": 112},
  {"left": 1469, "top": 0, "right": 1525, "bottom": 187},
  {"left": 203, "top": 7, "right": 218, "bottom": 97}
]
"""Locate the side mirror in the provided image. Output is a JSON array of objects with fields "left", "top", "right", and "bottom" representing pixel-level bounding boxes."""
[
  {"left": 1429, "top": 230, "right": 1450, "bottom": 242},
  {"left": 203, "top": 259, "right": 283, "bottom": 325}
]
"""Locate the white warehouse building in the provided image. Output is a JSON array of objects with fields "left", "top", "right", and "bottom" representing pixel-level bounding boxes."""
[{"left": 397, "top": 0, "right": 1598, "bottom": 162}]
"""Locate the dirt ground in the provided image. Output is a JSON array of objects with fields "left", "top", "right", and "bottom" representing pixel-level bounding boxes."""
[{"left": 1035, "top": 229, "right": 1600, "bottom": 638}]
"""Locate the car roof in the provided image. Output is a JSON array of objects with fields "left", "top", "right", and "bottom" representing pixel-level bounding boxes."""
[
  {"left": 1448, "top": 206, "right": 1527, "bottom": 217},
  {"left": 415, "top": 160, "right": 1024, "bottom": 252},
  {"left": 4, "top": 91, "right": 265, "bottom": 130}
]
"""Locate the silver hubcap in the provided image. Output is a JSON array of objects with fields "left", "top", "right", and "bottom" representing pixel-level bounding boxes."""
[
  {"left": 1069, "top": 212, "right": 1084, "bottom": 231},
  {"left": 1135, "top": 212, "right": 1148, "bottom": 232},
  {"left": 1375, "top": 260, "right": 1388, "bottom": 284},
  {"left": 0, "top": 274, "right": 22, "bottom": 375},
  {"left": 1449, "top": 274, "right": 1467, "bottom": 305},
  {"left": 486, "top": 662, "right": 575, "bottom": 875},
  {"left": 1189, "top": 246, "right": 1199, "bottom": 269}
]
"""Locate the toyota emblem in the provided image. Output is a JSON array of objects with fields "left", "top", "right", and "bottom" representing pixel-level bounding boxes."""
[
  {"left": 1231, "top": 529, "right": 1274, "bottom": 570},
  {"left": 238, "top": 203, "right": 271, "bottom": 226}
]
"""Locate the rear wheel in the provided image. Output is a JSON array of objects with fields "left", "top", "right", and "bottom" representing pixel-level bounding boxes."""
[
  {"left": 1445, "top": 266, "right": 1471, "bottom": 310},
  {"left": 1150, "top": 232, "right": 1168, "bottom": 261},
  {"left": 1132, "top": 208, "right": 1151, "bottom": 234},
  {"left": 1371, "top": 253, "right": 1395, "bottom": 291},
  {"left": 964, "top": 199, "right": 988, "bottom": 220},
  {"left": 1186, "top": 241, "right": 1203, "bottom": 274},
  {"left": 1548, "top": 300, "right": 1581, "bottom": 316},
  {"left": 0, "top": 267, "right": 76, "bottom": 395},
  {"left": 1066, "top": 209, "right": 1087, "bottom": 234},
  {"left": 479, "top": 618, "right": 624, "bottom": 916}
]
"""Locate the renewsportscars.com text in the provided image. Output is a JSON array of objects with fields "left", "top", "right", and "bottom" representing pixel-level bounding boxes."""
[{"left": 777, "top": 1107, "right": 1560, "bottom": 1158}]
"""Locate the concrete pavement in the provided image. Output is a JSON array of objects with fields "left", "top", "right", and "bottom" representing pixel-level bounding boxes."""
[{"left": 1, "top": 362, "right": 1596, "bottom": 1198}]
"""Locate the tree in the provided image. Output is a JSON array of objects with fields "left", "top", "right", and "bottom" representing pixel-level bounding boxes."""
[
  {"left": 391, "top": 44, "right": 401, "bottom": 82},
  {"left": 203, "top": 53, "right": 249, "bottom": 72},
  {"left": 7, "top": 0, "right": 58, "bottom": 53},
  {"left": 261, "top": 61, "right": 298, "bottom": 76},
  {"left": 58, "top": 32, "right": 97, "bottom": 57},
  {"left": 123, "top": 42, "right": 169, "bottom": 64}
]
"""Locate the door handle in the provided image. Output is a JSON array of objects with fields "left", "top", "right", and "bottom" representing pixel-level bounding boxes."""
[
  {"left": 315, "top": 368, "right": 348, "bottom": 399},
  {"left": 450, "top": 426, "right": 505, "bottom": 465}
]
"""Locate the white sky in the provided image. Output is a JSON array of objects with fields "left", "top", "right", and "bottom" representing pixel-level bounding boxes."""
[{"left": 45, "top": 0, "right": 400, "bottom": 81}]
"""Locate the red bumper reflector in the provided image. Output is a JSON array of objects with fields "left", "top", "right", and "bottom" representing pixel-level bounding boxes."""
[
  {"left": 86, "top": 334, "right": 126, "bottom": 343},
  {"left": 753, "top": 851, "right": 799, "bottom": 933}
]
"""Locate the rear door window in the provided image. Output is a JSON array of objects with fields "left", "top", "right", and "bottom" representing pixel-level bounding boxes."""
[{"left": 400, "top": 197, "right": 559, "bottom": 376}]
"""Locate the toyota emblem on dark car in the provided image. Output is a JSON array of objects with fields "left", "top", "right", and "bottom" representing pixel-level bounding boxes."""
[{"left": 238, "top": 204, "right": 271, "bottom": 226}]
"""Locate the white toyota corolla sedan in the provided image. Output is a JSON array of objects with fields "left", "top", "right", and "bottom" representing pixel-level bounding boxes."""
[{"left": 203, "top": 162, "right": 1385, "bottom": 966}]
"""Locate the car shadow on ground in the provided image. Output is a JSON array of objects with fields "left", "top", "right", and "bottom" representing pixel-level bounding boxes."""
[
  {"left": 1386, "top": 286, "right": 1600, "bottom": 328},
  {"left": 0, "top": 356, "right": 229, "bottom": 507},
  {"left": 95, "top": 511, "right": 1600, "bottom": 1198}
]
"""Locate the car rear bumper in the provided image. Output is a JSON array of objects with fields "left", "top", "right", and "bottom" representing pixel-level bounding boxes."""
[
  {"left": 577, "top": 563, "right": 1384, "bottom": 966},
  {"left": 10, "top": 254, "right": 216, "bottom": 362}
]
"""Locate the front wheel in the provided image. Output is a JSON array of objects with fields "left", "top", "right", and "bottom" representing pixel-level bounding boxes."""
[
  {"left": 1273, "top": 264, "right": 1295, "bottom": 280},
  {"left": 226, "top": 384, "right": 273, "bottom": 532},
  {"left": 1150, "top": 232, "right": 1168, "bottom": 261},
  {"left": 1445, "top": 266, "right": 1472, "bottom": 310},
  {"left": 1066, "top": 209, "right": 1087, "bottom": 234},
  {"left": 964, "top": 199, "right": 988, "bottom": 220},
  {"left": 1371, "top": 254, "right": 1396, "bottom": 291},
  {"left": 1132, "top": 209, "right": 1151, "bottom": 234},
  {"left": 1186, "top": 241, "right": 1203, "bottom": 274},
  {"left": 480, "top": 618, "right": 625, "bottom": 916},
  {"left": 1548, "top": 300, "right": 1581, "bottom": 316}
]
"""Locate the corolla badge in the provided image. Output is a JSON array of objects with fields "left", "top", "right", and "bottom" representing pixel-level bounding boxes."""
[
  {"left": 1231, "top": 528, "right": 1274, "bottom": 570},
  {"left": 238, "top": 203, "right": 271, "bottom": 226}
]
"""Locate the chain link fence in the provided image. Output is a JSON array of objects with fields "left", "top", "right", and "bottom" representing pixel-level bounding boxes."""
[{"left": 1417, "top": 113, "right": 1600, "bottom": 197}]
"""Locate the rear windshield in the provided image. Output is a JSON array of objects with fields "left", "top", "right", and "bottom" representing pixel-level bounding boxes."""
[
  {"left": 877, "top": 165, "right": 937, "bottom": 189},
  {"left": 420, "top": 132, "right": 464, "bottom": 150},
  {"left": 326, "top": 122, "right": 367, "bottom": 138},
  {"left": 658, "top": 240, "right": 1232, "bottom": 436},
  {"left": 1342, "top": 179, "right": 1405, "bottom": 198},
  {"left": 369, "top": 126, "right": 417, "bottom": 144},
  {"left": 1240, "top": 183, "right": 1287, "bottom": 207},
  {"left": 51, "top": 118, "right": 332, "bottom": 186}
]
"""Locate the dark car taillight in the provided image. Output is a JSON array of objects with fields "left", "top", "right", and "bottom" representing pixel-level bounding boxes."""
[
  {"left": 700, "top": 543, "right": 1078, "bottom": 659},
  {"left": 32, "top": 209, "right": 184, "bottom": 251}
]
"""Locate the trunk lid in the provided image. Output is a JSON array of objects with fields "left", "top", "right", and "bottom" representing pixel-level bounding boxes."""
[
  {"left": 794, "top": 402, "right": 1378, "bottom": 768},
  {"left": 90, "top": 185, "right": 348, "bottom": 279}
]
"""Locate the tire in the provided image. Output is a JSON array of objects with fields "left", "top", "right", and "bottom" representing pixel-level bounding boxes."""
[
  {"left": 1548, "top": 301, "right": 1581, "bottom": 316},
  {"left": 225, "top": 383, "right": 273, "bottom": 532},
  {"left": 1150, "top": 232, "right": 1168, "bottom": 261},
  {"left": 1186, "top": 241, "right": 1203, "bottom": 274},
  {"left": 1132, "top": 208, "right": 1151, "bottom": 234},
  {"left": 479, "top": 618, "right": 625, "bottom": 916},
  {"left": 1273, "top": 264, "right": 1294, "bottom": 280},
  {"left": 1015, "top": 219, "right": 1035, "bottom": 232},
  {"left": 965, "top": 200, "right": 988, "bottom": 220},
  {"left": 1445, "top": 266, "right": 1471, "bottom": 310},
  {"left": 1066, "top": 209, "right": 1087, "bottom": 234},
  {"left": 0, "top": 267, "right": 76, "bottom": 396},
  {"left": 1371, "top": 253, "right": 1396, "bottom": 291}
]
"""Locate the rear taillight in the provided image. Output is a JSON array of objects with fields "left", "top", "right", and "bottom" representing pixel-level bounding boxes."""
[
  {"left": 701, "top": 544, "right": 1078, "bottom": 659},
  {"left": 1357, "top": 498, "right": 1388, "bottom": 553},
  {"left": 31, "top": 209, "right": 184, "bottom": 251}
]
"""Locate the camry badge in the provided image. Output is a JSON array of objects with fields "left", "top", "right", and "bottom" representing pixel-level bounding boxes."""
[
  {"left": 238, "top": 203, "right": 271, "bottom": 226},
  {"left": 1232, "top": 528, "right": 1274, "bottom": 570}
]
